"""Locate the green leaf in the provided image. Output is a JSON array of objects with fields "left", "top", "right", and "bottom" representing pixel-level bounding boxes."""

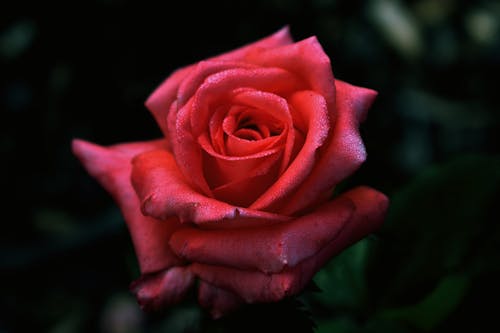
[{"left": 313, "top": 237, "right": 374, "bottom": 310}]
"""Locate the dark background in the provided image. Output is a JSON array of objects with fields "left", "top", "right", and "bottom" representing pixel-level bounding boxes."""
[{"left": 2, "top": 0, "right": 500, "bottom": 332}]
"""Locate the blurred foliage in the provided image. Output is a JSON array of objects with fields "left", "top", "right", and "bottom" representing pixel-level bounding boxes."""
[{"left": 1, "top": 0, "right": 499, "bottom": 332}]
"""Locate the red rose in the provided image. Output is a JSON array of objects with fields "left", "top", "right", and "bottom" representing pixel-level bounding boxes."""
[{"left": 73, "top": 27, "right": 388, "bottom": 318}]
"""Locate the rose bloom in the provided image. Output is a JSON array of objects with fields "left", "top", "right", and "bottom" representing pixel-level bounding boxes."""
[{"left": 73, "top": 27, "right": 388, "bottom": 318}]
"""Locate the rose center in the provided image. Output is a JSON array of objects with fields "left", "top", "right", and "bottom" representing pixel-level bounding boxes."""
[{"left": 233, "top": 114, "right": 282, "bottom": 141}]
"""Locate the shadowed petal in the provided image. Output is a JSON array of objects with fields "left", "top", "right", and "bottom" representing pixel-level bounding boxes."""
[
  {"left": 198, "top": 281, "right": 243, "bottom": 319},
  {"left": 130, "top": 266, "right": 195, "bottom": 311}
]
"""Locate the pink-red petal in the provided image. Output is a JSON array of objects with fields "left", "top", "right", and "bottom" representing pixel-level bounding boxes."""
[
  {"left": 245, "top": 36, "right": 336, "bottom": 114},
  {"left": 146, "top": 67, "right": 193, "bottom": 139},
  {"left": 281, "top": 80, "right": 378, "bottom": 215},
  {"left": 145, "top": 26, "right": 293, "bottom": 138},
  {"left": 190, "top": 186, "right": 388, "bottom": 303},
  {"left": 189, "top": 67, "right": 304, "bottom": 137},
  {"left": 130, "top": 266, "right": 195, "bottom": 311},
  {"left": 250, "top": 90, "right": 330, "bottom": 211},
  {"left": 130, "top": 149, "right": 289, "bottom": 227},
  {"left": 71, "top": 139, "right": 183, "bottom": 274},
  {"left": 169, "top": 194, "right": 354, "bottom": 274}
]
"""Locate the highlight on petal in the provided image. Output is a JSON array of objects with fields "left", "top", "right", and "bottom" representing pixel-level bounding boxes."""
[
  {"left": 130, "top": 149, "right": 289, "bottom": 227},
  {"left": 72, "top": 139, "right": 183, "bottom": 274},
  {"left": 190, "top": 186, "right": 388, "bottom": 304},
  {"left": 281, "top": 80, "right": 378, "bottom": 215},
  {"left": 198, "top": 281, "right": 243, "bottom": 319},
  {"left": 169, "top": 195, "right": 354, "bottom": 274},
  {"left": 130, "top": 266, "right": 195, "bottom": 311}
]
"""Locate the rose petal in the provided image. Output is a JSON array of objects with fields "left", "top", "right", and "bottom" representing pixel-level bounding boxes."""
[
  {"left": 208, "top": 105, "right": 229, "bottom": 155},
  {"left": 220, "top": 102, "right": 285, "bottom": 156},
  {"left": 231, "top": 89, "right": 294, "bottom": 173},
  {"left": 198, "top": 281, "right": 243, "bottom": 319},
  {"left": 71, "top": 139, "right": 183, "bottom": 274},
  {"left": 176, "top": 61, "right": 258, "bottom": 108},
  {"left": 169, "top": 194, "right": 354, "bottom": 274},
  {"left": 189, "top": 67, "right": 304, "bottom": 137},
  {"left": 145, "top": 26, "right": 293, "bottom": 137},
  {"left": 170, "top": 97, "right": 213, "bottom": 196},
  {"left": 171, "top": 68, "right": 302, "bottom": 196},
  {"left": 281, "top": 80, "right": 378, "bottom": 215},
  {"left": 245, "top": 36, "right": 336, "bottom": 114},
  {"left": 201, "top": 141, "right": 283, "bottom": 207},
  {"left": 190, "top": 186, "right": 388, "bottom": 303},
  {"left": 145, "top": 67, "right": 193, "bottom": 140},
  {"left": 210, "top": 168, "right": 280, "bottom": 207},
  {"left": 207, "top": 104, "right": 282, "bottom": 157},
  {"left": 336, "top": 80, "right": 378, "bottom": 123},
  {"left": 130, "top": 149, "right": 289, "bottom": 227},
  {"left": 198, "top": 98, "right": 286, "bottom": 192},
  {"left": 130, "top": 266, "right": 195, "bottom": 311},
  {"left": 250, "top": 90, "right": 330, "bottom": 211}
]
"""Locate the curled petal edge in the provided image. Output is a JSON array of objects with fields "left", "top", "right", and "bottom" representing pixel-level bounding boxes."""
[
  {"left": 169, "top": 195, "right": 354, "bottom": 274},
  {"left": 72, "top": 139, "right": 184, "bottom": 274},
  {"left": 130, "top": 266, "right": 195, "bottom": 311},
  {"left": 191, "top": 186, "right": 388, "bottom": 303},
  {"left": 130, "top": 149, "right": 290, "bottom": 227}
]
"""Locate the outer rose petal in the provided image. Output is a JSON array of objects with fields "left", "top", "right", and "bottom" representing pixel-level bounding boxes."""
[
  {"left": 145, "top": 67, "right": 193, "bottom": 140},
  {"left": 130, "top": 266, "right": 195, "bottom": 311},
  {"left": 130, "top": 149, "right": 289, "bottom": 227},
  {"left": 191, "top": 186, "right": 388, "bottom": 303},
  {"left": 282, "top": 80, "right": 378, "bottom": 215},
  {"left": 71, "top": 139, "right": 183, "bottom": 274},
  {"left": 169, "top": 196, "right": 354, "bottom": 274},
  {"left": 244, "top": 36, "right": 336, "bottom": 114},
  {"left": 145, "top": 27, "right": 293, "bottom": 138}
]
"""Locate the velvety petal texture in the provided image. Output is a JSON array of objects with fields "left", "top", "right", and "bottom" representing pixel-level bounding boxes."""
[{"left": 73, "top": 27, "right": 388, "bottom": 318}]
